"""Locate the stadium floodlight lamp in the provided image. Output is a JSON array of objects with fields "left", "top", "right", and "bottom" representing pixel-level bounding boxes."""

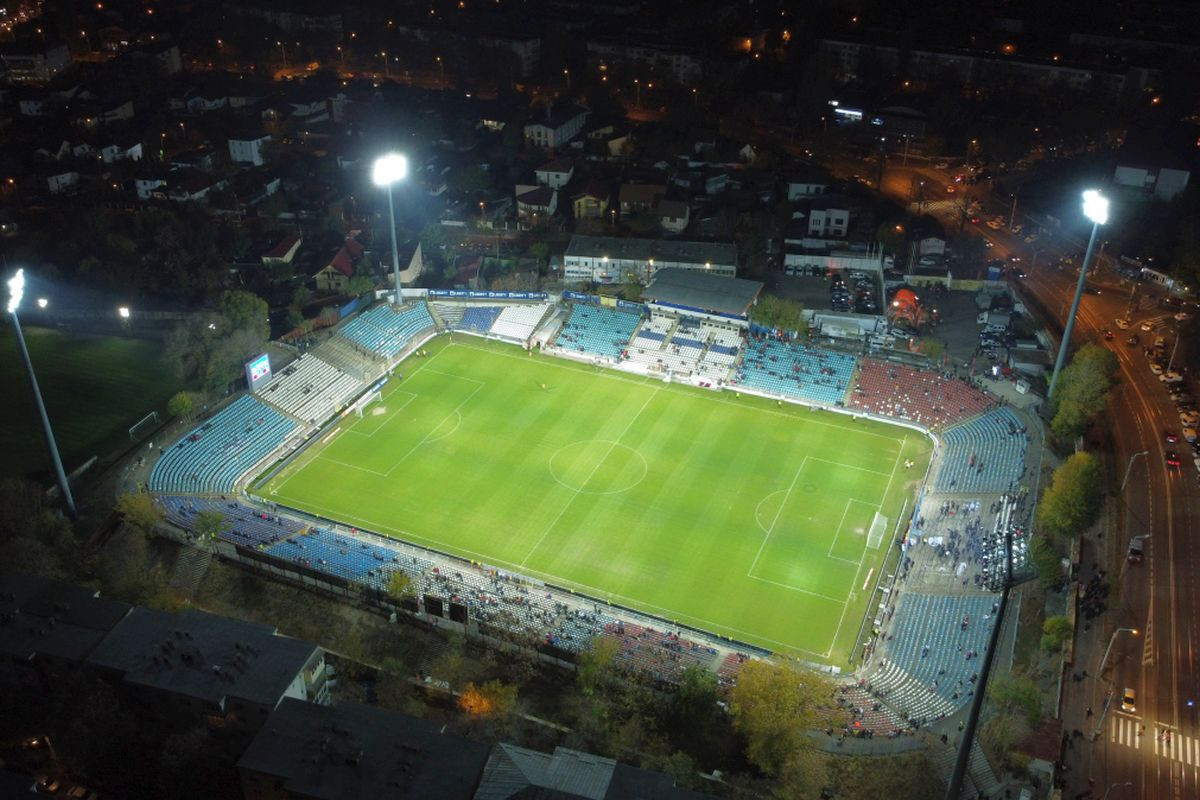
[
  {"left": 118, "top": 306, "right": 130, "bottom": 319},
  {"left": 37, "top": 297, "right": 48, "bottom": 309},
  {"left": 373, "top": 153, "right": 408, "bottom": 302},
  {"left": 6, "top": 267, "right": 23, "bottom": 314},
  {"left": 7, "top": 266, "right": 75, "bottom": 517},
  {"left": 1082, "top": 189, "right": 1109, "bottom": 225},
  {"left": 372, "top": 153, "right": 407, "bottom": 187}
]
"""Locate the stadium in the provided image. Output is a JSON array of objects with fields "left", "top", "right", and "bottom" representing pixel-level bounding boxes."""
[{"left": 150, "top": 271, "right": 1036, "bottom": 754}]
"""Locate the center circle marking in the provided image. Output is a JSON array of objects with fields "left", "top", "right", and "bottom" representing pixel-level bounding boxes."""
[{"left": 548, "top": 440, "right": 648, "bottom": 495}]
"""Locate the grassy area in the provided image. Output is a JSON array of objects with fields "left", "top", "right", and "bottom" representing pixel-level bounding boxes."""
[
  {"left": 258, "top": 337, "right": 931, "bottom": 662},
  {"left": 0, "top": 326, "right": 180, "bottom": 479}
]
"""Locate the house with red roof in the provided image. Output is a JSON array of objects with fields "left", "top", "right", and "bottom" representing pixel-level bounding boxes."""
[
  {"left": 314, "top": 235, "right": 364, "bottom": 291},
  {"left": 261, "top": 232, "right": 302, "bottom": 269}
]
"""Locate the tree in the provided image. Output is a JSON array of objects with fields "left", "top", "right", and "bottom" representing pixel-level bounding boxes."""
[
  {"left": 116, "top": 492, "right": 163, "bottom": 534},
  {"left": 528, "top": 242, "right": 549, "bottom": 273},
  {"left": 729, "top": 659, "right": 842, "bottom": 775},
  {"left": 1036, "top": 451, "right": 1104, "bottom": 543},
  {"left": 751, "top": 295, "right": 808, "bottom": 336},
  {"left": 577, "top": 635, "right": 621, "bottom": 696},
  {"left": 1050, "top": 343, "right": 1118, "bottom": 440},
  {"left": 192, "top": 509, "right": 227, "bottom": 541},
  {"left": 1030, "top": 537, "right": 1064, "bottom": 588},
  {"left": 458, "top": 679, "right": 518, "bottom": 719},
  {"left": 987, "top": 673, "right": 1045, "bottom": 727},
  {"left": 1040, "top": 615, "right": 1073, "bottom": 652},
  {"left": 219, "top": 290, "right": 270, "bottom": 342},
  {"left": 346, "top": 275, "right": 376, "bottom": 297},
  {"left": 167, "top": 390, "right": 195, "bottom": 422},
  {"left": 387, "top": 570, "right": 414, "bottom": 601}
]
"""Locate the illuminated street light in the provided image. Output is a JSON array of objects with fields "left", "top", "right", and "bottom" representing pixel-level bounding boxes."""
[
  {"left": 1049, "top": 189, "right": 1109, "bottom": 398},
  {"left": 36, "top": 297, "right": 48, "bottom": 309},
  {"left": 373, "top": 154, "right": 409, "bottom": 301},
  {"left": 117, "top": 306, "right": 130, "bottom": 319},
  {"left": 6, "top": 269, "right": 76, "bottom": 517}
]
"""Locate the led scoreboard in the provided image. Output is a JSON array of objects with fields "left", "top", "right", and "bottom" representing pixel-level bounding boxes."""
[{"left": 245, "top": 353, "right": 272, "bottom": 393}]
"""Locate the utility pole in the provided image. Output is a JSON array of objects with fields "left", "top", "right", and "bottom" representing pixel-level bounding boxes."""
[{"left": 1009, "top": 195, "right": 1018, "bottom": 229}]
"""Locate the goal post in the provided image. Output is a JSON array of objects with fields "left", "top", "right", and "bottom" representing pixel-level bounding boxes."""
[
  {"left": 128, "top": 411, "right": 160, "bottom": 441},
  {"left": 866, "top": 511, "right": 888, "bottom": 550},
  {"left": 353, "top": 389, "right": 383, "bottom": 418}
]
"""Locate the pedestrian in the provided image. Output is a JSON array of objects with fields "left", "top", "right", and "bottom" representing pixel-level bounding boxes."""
[{"left": 1085, "top": 706, "right": 1092, "bottom": 718}]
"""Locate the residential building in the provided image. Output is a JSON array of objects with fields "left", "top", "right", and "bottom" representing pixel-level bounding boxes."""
[
  {"left": 314, "top": 236, "right": 364, "bottom": 292},
  {"left": 0, "top": 574, "right": 132, "bottom": 694},
  {"left": 238, "top": 698, "right": 491, "bottom": 800},
  {"left": 168, "top": 174, "right": 229, "bottom": 203},
  {"left": 619, "top": 183, "right": 667, "bottom": 216},
  {"left": 586, "top": 36, "right": 705, "bottom": 85},
  {"left": 656, "top": 199, "right": 690, "bottom": 234},
  {"left": 1113, "top": 134, "right": 1191, "bottom": 200},
  {"left": 786, "top": 164, "right": 832, "bottom": 200},
  {"left": 239, "top": 698, "right": 713, "bottom": 800},
  {"left": 819, "top": 38, "right": 1143, "bottom": 102},
  {"left": 0, "top": 41, "right": 72, "bottom": 84},
  {"left": 228, "top": 0, "right": 344, "bottom": 35},
  {"left": 572, "top": 181, "right": 610, "bottom": 219},
  {"left": 515, "top": 185, "right": 558, "bottom": 221},
  {"left": 262, "top": 232, "right": 303, "bottom": 268},
  {"left": 524, "top": 103, "right": 589, "bottom": 149},
  {"left": 135, "top": 176, "right": 168, "bottom": 201},
  {"left": 45, "top": 171, "right": 80, "bottom": 195},
  {"left": 805, "top": 196, "right": 852, "bottom": 239},
  {"left": 84, "top": 606, "right": 329, "bottom": 731},
  {"left": 534, "top": 157, "right": 574, "bottom": 189},
  {"left": 229, "top": 134, "right": 273, "bottom": 167},
  {"left": 564, "top": 235, "right": 736, "bottom": 283}
]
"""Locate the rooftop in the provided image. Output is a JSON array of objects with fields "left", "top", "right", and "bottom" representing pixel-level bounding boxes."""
[
  {"left": 239, "top": 698, "right": 490, "bottom": 800},
  {"left": 85, "top": 606, "right": 320, "bottom": 709},
  {"left": 0, "top": 574, "right": 132, "bottom": 664},
  {"left": 565, "top": 235, "right": 737, "bottom": 267},
  {"left": 644, "top": 268, "right": 763, "bottom": 317}
]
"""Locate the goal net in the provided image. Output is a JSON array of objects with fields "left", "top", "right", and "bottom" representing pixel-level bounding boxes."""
[
  {"left": 866, "top": 512, "right": 888, "bottom": 550},
  {"left": 129, "top": 411, "right": 160, "bottom": 441},
  {"left": 354, "top": 390, "right": 383, "bottom": 418}
]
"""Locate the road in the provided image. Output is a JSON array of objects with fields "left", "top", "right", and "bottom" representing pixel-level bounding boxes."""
[
  {"left": 860, "top": 154, "right": 1199, "bottom": 798},
  {"left": 946, "top": 190, "right": 1197, "bottom": 800}
]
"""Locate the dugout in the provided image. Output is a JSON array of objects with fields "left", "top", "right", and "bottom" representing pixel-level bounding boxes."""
[{"left": 642, "top": 268, "right": 763, "bottom": 330}]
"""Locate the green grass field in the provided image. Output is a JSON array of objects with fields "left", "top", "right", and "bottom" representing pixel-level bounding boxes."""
[
  {"left": 0, "top": 326, "right": 180, "bottom": 480},
  {"left": 258, "top": 337, "right": 931, "bottom": 662}
]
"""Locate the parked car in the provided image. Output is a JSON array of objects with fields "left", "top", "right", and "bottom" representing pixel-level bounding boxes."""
[{"left": 1181, "top": 410, "right": 1200, "bottom": 426}]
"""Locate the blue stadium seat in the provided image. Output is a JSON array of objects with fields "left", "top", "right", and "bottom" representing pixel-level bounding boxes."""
[
  {"left": 731, "top": 338, "right": 858, "bottom": 406},
  {"left": 933, "top": 408, "right": 1027, "bottom": 493}
]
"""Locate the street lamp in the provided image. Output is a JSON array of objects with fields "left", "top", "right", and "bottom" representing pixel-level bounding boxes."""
[
  {"left": 276, "top": 40, "right": 288, "bottom": 69},
  {"left": 1121, "top": 450, "right": 1148, "bottom": 492},
  {"left": 36, "top": 297, "right": 48, "bottom": 309},
  {"left": 1092, "top": 626, "right": 1138, "bottom": 739},
  {"left": 1101, "top": 781, "right": 1133, "bottom": 800},
  {"left": 6, "top": 269, "right": 76, "bottom": 517},
  {"left": 1049, "top": 189, "right": 1109, "bottom": 398},
  {"left": 373, "top": 154, "right": 408, "bottom": 303}
]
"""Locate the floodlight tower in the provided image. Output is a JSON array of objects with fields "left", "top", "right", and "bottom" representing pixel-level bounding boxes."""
[
  {"left": 6, "top": 269, "right": 76, "bottom": 517},
  {"left": 1048, "top": 189, "right": 1109, "bottom": 398},
  {"left": 372, "top": 153, "right": 408, "bottom": 303}
]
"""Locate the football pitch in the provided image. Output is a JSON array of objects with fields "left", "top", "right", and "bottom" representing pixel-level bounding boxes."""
[{"left": 257, "top": 337, "right": 932, "bottom": 662}]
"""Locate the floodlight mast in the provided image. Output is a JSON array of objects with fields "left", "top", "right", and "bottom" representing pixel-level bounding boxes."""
[
  {"left": 6, "top": 269, "right": 76, "bottom": 517},
  {"left": 373, "top": 154, "right": 408, "bottom": 303},
  {"left": 1048, "top": 189, "right": 1109, "bottom": 398}
]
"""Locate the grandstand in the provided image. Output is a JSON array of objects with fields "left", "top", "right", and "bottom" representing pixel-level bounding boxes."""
[
  {"left": 552, "top": 303, "right": 642, "bottom": 359},
  {"left": 338, "top": 303, "right": 435, "bottom": 360},
  {"left": 861, "top": 592, "right": 996, "bottom": 719},
  {"left": 459, "top": 305, "right": 504, "bottom": 334},
  {"left": 934, "top": 408, "right": 1028, "bottom": 494},
  {"left": 849, "top": 358, "right": 994, "bottom": 429},
  {"left": 731, "top": 336, "right": 856, "bottom": 406},
  {"left": 257, "top": 354, "right": 364, "bottom": 425},
  {"left": 149, "top": 396, "right": 297, "bottom": 494},
  {"left": 489, "top": 303, "right": 551, "bottom": 342}
]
